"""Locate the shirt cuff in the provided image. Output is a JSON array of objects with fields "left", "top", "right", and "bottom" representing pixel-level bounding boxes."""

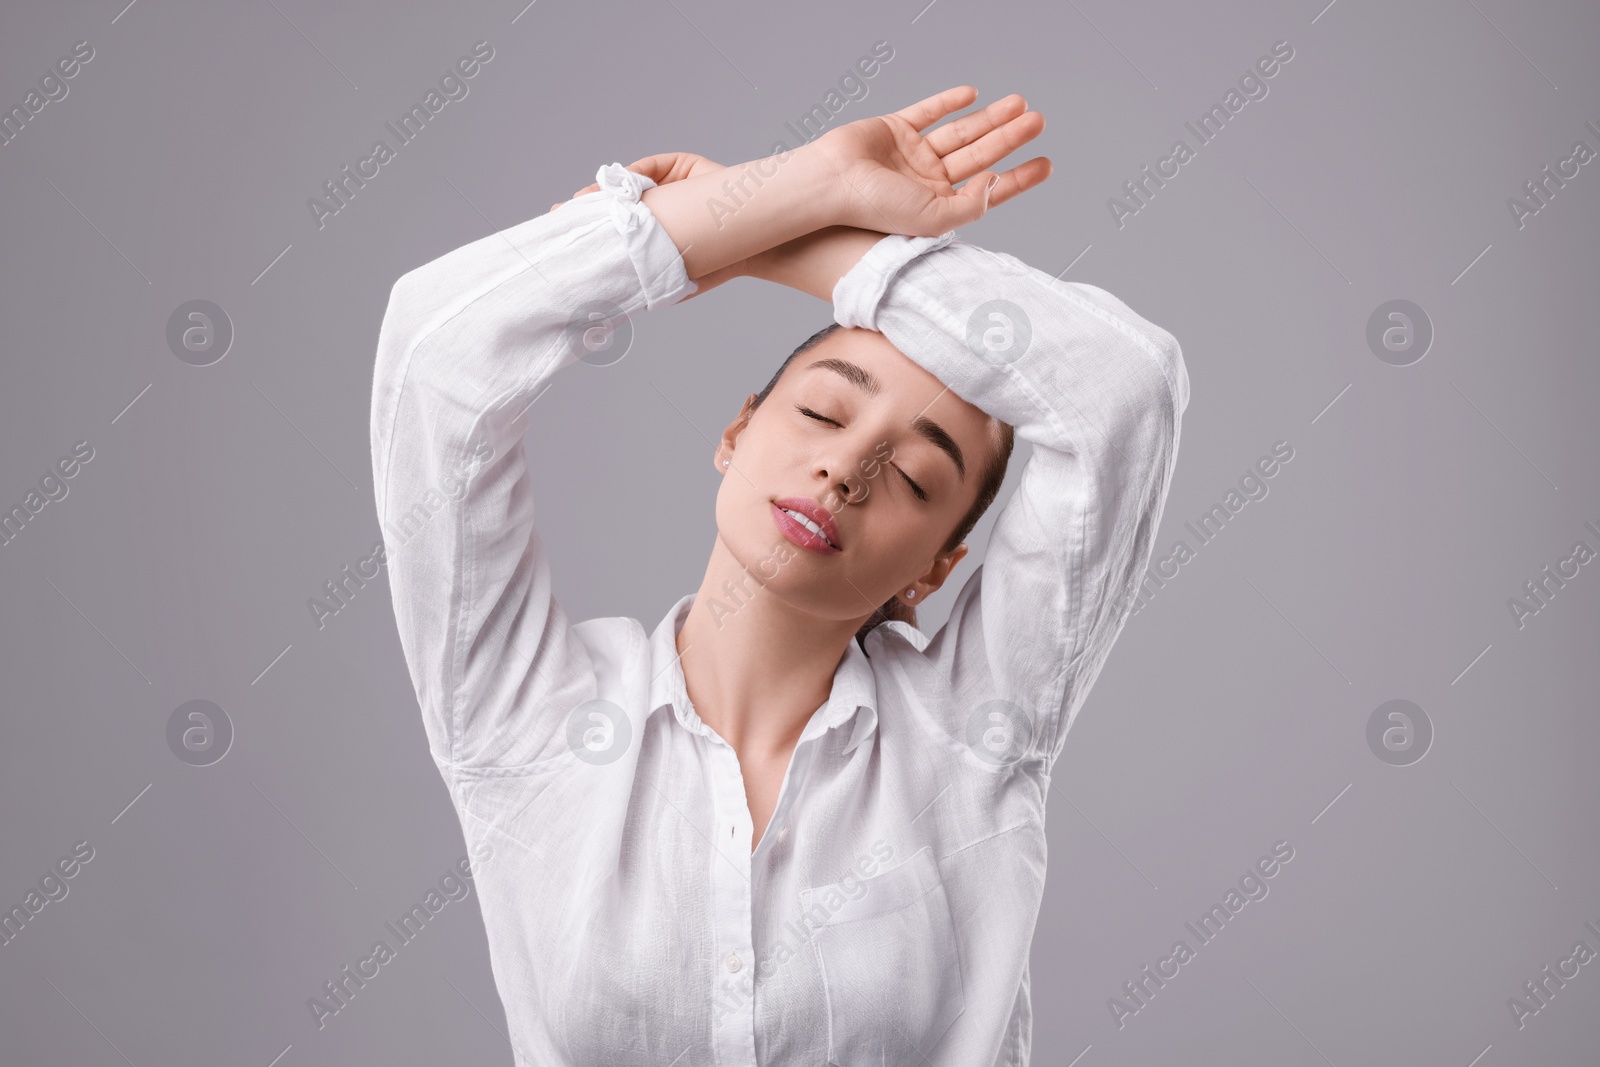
[
  {"left": 831, "top": 231, "right": 957, "bottom": 330},
  {"left": 594, "top": 162, "right": 699, "bottom": 310}
]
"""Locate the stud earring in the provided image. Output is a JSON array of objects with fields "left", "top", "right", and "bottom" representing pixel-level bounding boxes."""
[
  {"left": 722, "top": 459, "right": 729, "bottom": 467},
  {"left": 906, "top": 589, "right": 916, "bottom": 599}
]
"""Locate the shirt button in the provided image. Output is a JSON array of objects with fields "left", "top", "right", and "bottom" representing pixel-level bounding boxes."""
[
  {"left": 725, "top": 952, "right": 742, "bottom": 973},
  {"left": 778, "top": 827, "right": 789, "bottom": 843}
]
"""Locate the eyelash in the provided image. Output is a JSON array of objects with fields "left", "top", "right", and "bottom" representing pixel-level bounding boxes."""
[{"left": 794, "top": 404, "right": 928, "bottom": 502}]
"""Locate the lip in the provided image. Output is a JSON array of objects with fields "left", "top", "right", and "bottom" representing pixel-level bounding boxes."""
[{"left": 772, "top": 497, "right": 843, "bottom": 554}]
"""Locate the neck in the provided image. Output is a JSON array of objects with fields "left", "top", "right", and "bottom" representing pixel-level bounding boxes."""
[{"left": 674, "top": 532, "right": 860, "bottom": 758}]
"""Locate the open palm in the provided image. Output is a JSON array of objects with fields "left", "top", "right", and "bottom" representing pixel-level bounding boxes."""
[{"left": 811, "top": 86, "right": 1050, "bottom": 237}]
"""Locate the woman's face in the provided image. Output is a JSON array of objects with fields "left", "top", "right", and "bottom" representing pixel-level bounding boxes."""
[{"left": 714, "top": 327, "right": 995, "bottom": 625}]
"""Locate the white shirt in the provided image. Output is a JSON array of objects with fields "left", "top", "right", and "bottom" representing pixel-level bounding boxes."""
[{"left": 370, "top": 161, "right": 1188, "bottom": 1066}]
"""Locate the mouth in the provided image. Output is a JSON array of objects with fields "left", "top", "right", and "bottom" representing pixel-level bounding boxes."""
[{"left": 771, "top": 497, "right": 842, "bottom": 554}]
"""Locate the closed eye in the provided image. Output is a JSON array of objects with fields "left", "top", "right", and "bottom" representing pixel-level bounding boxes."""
[{"left": 794, "top": 405, "right": 928, "bottom": 502}]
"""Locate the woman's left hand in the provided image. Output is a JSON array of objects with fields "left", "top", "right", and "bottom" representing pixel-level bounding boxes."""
[{"left": 808, "top": 86, "right": 1050, "bottom": 237}]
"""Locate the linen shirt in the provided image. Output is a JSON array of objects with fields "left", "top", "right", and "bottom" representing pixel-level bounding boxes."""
[{"left": 370, "top": 161, "right": 1188, "bottom": 1066}]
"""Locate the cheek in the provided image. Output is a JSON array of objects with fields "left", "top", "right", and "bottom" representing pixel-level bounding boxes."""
[
  {"left": 714, "top": 472, "right": 757, "bottom": 535},
  {"left": 848, "top": 505, "right": 946, "bottom": 577}
]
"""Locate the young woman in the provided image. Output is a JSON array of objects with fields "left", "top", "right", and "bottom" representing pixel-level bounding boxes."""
[{"left": 371, "top": 86, "right": 1187, "bottom": 1066}]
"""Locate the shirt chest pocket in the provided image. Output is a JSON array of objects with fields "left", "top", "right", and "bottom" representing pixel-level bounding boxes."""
[{"left": 799, "top": 845, "right": 966, "bottom": 1066}]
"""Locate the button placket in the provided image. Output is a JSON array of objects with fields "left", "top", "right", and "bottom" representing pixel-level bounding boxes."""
[
  {"left": 706, "top": 738, "right": 758, "bottom": 1065},
  {"left": 753, "top": 733, "right": 817, "bottom": 866}
]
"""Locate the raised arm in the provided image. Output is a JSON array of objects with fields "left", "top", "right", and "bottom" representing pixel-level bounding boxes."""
[
  {"left": 553, "top": 94, "right": 1160, "bottom": 772},
  {"left": 836, "top": 235, "right": 1189, "bottom": 770},
  {"left": 370, "top": 164, "right": 701, "bottom": 770},
  {"left": 373, "top": 85, "right": 1053, "bottom": 771}
]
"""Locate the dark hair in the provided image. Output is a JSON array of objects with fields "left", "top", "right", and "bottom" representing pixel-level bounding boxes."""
[{"left": 747, "top": 323, "right": 1016, "bottom": 653}]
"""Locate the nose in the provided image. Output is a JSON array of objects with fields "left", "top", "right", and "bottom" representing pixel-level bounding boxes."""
[
  {"left": 818, "top": 463, "right": 861, "bottom": 507},
  {"left": 817, "top": 437, "right": 878, "bottom": 507}
]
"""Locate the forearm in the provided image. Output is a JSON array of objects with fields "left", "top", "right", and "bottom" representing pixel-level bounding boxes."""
[
  {"left": 745, "top": 225, "right": 886, "bottom": 302},
  {"left": 639, "top": 149, "right": 842, "bottom": 280}
]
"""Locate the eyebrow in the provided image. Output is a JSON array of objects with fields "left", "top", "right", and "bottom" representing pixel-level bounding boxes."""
[{"left": 806, "top": 357, "right": 966, "bottom": 481}]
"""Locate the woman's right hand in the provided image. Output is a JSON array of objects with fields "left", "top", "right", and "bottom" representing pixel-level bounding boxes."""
[
  {"left": 551, "top": 152, "right": 752, "bottom": 301},
  {"left": 550, "top": 151, "right": 728, "bottom": 213}
]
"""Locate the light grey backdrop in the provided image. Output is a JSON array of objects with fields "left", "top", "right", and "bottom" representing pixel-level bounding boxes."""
[{"left": 2, "top": 0, "right": 1597, "bottom": 1064}]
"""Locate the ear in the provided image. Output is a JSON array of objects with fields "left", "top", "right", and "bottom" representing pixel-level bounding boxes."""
[
  {"left": 714, "top": 393, "right": 761, "bottom": 473},
  {"left": 904, "top": 542, "right": 969, "bottom": 601}
]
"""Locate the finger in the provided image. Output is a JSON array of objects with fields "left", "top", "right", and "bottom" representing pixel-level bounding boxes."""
[
  {"left": 563, "top": 156, "right": 679, "bottom": 208},
  {"left": 552, "top": 181, "right": 599, "bottom": 211},
  {"left": 940, "top": 110, "right": 1046, "bottom": 184},
  {"left": 554, "top": 152, "right": 707, "bottom": 211},
  {"left": 622, "top": 153, "right": 683, "bottom": 183},
  {"left": 982, "top": 156, "right": 1053, "bottom": 211},
  {"left": 925, "top": 93, "right": 1026, "bottom": 158},
  {"left": 892, "top": 85, "right": 979, "bottom": 133}
]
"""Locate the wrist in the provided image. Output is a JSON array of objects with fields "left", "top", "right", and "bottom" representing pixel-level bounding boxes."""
[
  {"left": 707, "top": 144, "right": 846, "bottom": 241},
  {"left": 751, "top": 225, "right": 884, "bottom": 303},
  {"left": 639, "top": 147, "right": 843, "bottom": 281},
  {"left": 778, "top": 143, "right": 850, "bottom": 230}
]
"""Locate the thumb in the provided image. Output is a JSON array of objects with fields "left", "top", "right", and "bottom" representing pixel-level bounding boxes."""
[
  {"left": 928, "top": 171, "right": 999, "bottom": 233},
  {"left": 552, "top": 181, "right": 599, "bottom": 212}
]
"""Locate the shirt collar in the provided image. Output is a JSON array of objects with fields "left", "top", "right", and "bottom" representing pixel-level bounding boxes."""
[{"left": 648, "top": 593, "right": 879, "bottom": 755}]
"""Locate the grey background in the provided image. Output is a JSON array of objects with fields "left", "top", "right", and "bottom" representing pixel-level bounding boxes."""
[{"left": 2, "top": 0, "right": 1596, "bottom": 1064}]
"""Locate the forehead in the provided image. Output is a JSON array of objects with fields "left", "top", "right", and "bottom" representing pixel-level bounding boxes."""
[{"left": 799, "top": 329, "right": 977, "bottom": 409}]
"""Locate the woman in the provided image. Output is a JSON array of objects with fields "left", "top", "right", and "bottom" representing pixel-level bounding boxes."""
[{"left": 371, "top": 86, "right": 1187, "bottom": 1066}]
